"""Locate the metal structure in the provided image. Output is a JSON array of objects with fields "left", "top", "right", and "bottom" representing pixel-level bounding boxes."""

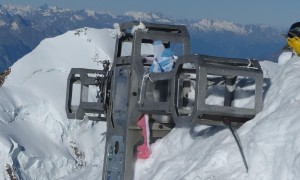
[{"left": 65, "top": 21, "right": 263, "bottom": 180}]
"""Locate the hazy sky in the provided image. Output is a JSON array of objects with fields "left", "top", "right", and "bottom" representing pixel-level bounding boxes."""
[{"left": 0, "top": 0, "right": 298, "bottom": 28}]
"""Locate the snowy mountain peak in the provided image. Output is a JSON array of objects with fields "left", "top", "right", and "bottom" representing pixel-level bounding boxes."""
[
  {"left": 6, "top": 27, "right": 115, "bottom": 86},
  {"left": 85, "top": 10, "right": 95, "bottom": 17},
  {"left": 124, "top": 11, "right": 153, "bottom": 21},
  {"left": 124, "top": 11, "right": 172, "bottom": 23},
  {"left": 191, "top": 19, "right": 248, "bottom": 35},
  {"left": 2, "top": 4, "right": 35, "bottom": 16},
  {"left": 0, "top": 28, "right": 116, "bottom": 179},
  {"left": 0, "top": 4, "right": 9, "bottom": 15}
]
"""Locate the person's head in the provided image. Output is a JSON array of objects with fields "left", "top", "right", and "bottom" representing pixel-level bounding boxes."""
[{"left": 286, "top": 22, "right": 300, "bottom": 55}]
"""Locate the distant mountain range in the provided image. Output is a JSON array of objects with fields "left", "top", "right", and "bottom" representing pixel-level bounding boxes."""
[{"left": 0, "top": 4, "right": 287, "bottom": 72}]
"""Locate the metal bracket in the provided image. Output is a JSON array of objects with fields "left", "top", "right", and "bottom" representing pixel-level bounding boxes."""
[
  {"left": 65, "top": 68, "right": 110, "bottom": 121},
  {"left": 139, "top": 54, "right": 263, "bottom": 127}
]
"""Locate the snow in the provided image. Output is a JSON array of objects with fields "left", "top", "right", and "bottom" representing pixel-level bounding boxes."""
[
  {"left": 151, "top": 13, "right": 172, "bottom": 23},
  {"left": 42, "top": 11, "right": 51, "bottom": 17},
  {"left": 156, "top": 18, "right": 172, "bottom": 24},
  {"left": 0, "top": 28, "right": 115, "bottom": 179},
  {"left": 1, "top": 25, "right": 300, "bottom": 180},
  {"left": 86, "top": 10, "right": 95, "bottom": 17},
  {"left": 191, "top": 19, "right": 248, "bottom": 35},
  {"left": 0, "top": 20, "right": 6, "bottom": 27},
  {"left": 124, "top": 11, "right": 172, "bottom": 24},
  {"left": 131, "top": 21, "right": 148, "bottom": 34},
  {"left": 124, "top": 11, "right": 153, "bottom": 21},
  {"left": 11, "top": 22, "right": 19, "bottom": 31},
  {"left": 109, "top": 23, "right": 124, "bottom": 38},
  {"left": 278, "top": 51, "right": 293, "bottom": 65},
  {"left": 3, "top": 5, "right": 34, "bottom": 16},
  {"left": 135, "top": 57, "right": 300, "bottom": 180},
  {"left": 74, "top": 15, "right": 84, "bottom": 21}
]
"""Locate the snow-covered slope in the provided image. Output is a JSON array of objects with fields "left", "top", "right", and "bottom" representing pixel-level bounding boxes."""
[
  {"left": 135, "top": 58, "right": 300, "bottom": 180},
  {"left": 0, "top": 28, "right": 115, "bottom": 179},
  {"left": 1, "top": 27, "right": 300, "bottom": 180}
]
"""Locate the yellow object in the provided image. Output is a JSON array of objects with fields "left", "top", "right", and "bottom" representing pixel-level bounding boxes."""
[{"left": 287, "top": 36, "right": 300, "bottom": 55}]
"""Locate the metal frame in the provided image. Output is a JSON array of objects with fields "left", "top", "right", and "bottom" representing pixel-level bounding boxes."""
[
  {"left": 139, "top": 55, "right": 263, "bottom": 126},
  {"left": 103, "top": 21, "right": 191, "bottom": 180},
  {"left": 65, "top": 68, "right": 107, "bottom": 121},
  {"left": 65, "top": 21, "right": 264, "bottom": 180}
]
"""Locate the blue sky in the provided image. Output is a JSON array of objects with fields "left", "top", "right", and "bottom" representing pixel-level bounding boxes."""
[{"left": 0, "top": 0, "right": 299, "bottom": 27}]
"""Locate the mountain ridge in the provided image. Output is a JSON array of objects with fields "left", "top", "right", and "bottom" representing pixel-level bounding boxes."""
[{"left": 0, "top": 4, "right": 286, "bottom": 72}]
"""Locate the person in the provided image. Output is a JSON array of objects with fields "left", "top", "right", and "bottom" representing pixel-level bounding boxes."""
[{"left": 278, "top": 22, "right": 300, "bottom": 65}]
